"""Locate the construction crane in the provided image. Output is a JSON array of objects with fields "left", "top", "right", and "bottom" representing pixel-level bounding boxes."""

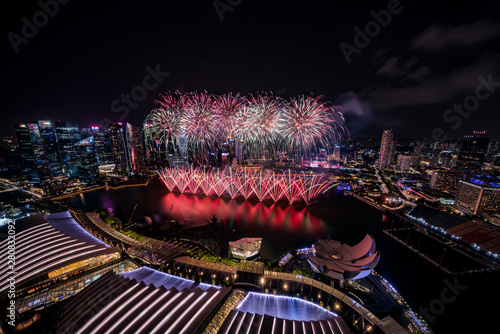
[{"left": 127, "top": 203, "right": 138, "bottom": 226}]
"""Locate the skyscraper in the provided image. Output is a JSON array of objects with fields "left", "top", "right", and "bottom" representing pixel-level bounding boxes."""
[
  {"left": 378, "top": 129, "right": 394, "bottom": 169},
  {"left": 235, "top": 139, "right": 244, "bottom": 164},
  {"left": 457, "top": 131, "right": 489, "bottom": 175},
  {"left": 14, "top": 123, "right": 52, "bottom": 194},
  {"left": 35, "top": 120, "right": 63, "bottom": 177},
  {"left": 333, "top": 145, "right": 341, "bottom": 161},
  {"left": 81, "top": 126, "right": 114, "bottom": 166},
  {"left": 74, "top": 136, "right": 100, "bottom": 184},
  {"left": 109, "top": 122, "right": 129, "bottom": 174},
  {"left": 0, "top": 136, "right": 23, "bottom": 181},
  {"left": 55, "top": 121, "right": 81, "bottom": 178},
  {"left": 126, "top": 123, "right": 147, "bottom": 174}
]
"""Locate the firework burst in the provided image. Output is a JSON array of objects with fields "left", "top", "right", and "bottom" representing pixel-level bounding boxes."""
[
  {"left": 181, "top": 91, "right": 219, "bottom": 151},
  {"left": 157, "top": 166, "right": 334, "bottom": 204},
  {"left": 144, "top": 91, "right": 347, "bottom": 159},
  {"left": 143, "top": 91, "right": 187, "bottom": 146},
  {"left": 235, "top": 92, "right": 283, "bottom": 157},
  {"left": 214, "top": 92, "right": 246, "bottom": 140},
  {"left": 279, "top": 95, "right": 343, "bottom": 154}
]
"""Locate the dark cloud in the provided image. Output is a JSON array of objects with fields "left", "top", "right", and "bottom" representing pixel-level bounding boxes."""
[
  {"left": 376, "top": 57, "right": 418, "bottom": 78},
  {"left": 403, "top": 66, "right": 432, "bottom": 82},
  {"left": 410, "top": 20, "right": 500, "bottom": 52},
  {"left": 366, "top": 51, "right": 500, "bottom": 109}
]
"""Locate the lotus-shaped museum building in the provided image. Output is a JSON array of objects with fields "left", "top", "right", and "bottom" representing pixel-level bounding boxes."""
[{"left": 308, "top": 235, "right": 380, "bottom": 280}]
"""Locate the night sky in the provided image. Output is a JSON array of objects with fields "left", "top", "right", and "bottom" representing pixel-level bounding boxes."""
[{"left": 2, "top": 0, "right": 500, "bottom": 139}]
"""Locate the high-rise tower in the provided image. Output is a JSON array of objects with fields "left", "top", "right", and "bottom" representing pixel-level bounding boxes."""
[
  {"left": 378, "top": 129, "right": 394, "bottom": 169},
  {"left": 457, "top": 131, "right": 489, "bottom": 175}
]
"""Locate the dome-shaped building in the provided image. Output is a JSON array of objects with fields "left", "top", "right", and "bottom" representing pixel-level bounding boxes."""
[
  {"left": 308, "top": 235, "right": 380, "bottom": 280},
  {"left": 136, "top": 216, "right": 153, "bottom": 228}
]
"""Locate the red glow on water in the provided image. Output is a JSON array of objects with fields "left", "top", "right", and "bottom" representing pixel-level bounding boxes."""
[{"left": 158, "top": 192, "right": 326, "bottom": 235}]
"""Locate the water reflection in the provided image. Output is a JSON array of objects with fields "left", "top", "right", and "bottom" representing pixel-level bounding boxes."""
[{"left": 67, "top": 183, "right": 334, "bottom": 259}]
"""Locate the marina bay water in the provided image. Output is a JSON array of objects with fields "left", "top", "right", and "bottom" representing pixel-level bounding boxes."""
[{"left": 65, "top": 179, "right": 497, "bottom": 334}]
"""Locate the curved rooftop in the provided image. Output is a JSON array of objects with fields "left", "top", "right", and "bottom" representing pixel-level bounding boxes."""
[
  {"left": 309, "top": 235, "right": 380, "bottom": 280},
  {"left": 57, "top": 268, "right": 230, "bottom": 334},
  {"left": 44, "top": 211, "right": 111, "bottom": 247},
  {"left": 0, "top": 212, "right": 120, "bottom": 295},
  {"left": 120, "top": 266, "right": 219, "bottom": 291}
]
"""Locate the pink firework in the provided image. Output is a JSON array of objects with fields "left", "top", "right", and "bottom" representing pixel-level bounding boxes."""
[
  {"left": 144, "top": 91, "right": 347, "bottom": 157},
  {"left": 157, "top": 166, "right": 333, "bottom": 205},
  {"left": 214, "top": 92, "right": 246, "bottom": 140},
  {"left": 144, "top": 91, "right": 188, "bottom": 145},
  {"left": 279, "top": 95, "right": 344, "bottom": 153},
  {"left": 235, "top": 92, "right": 283, "bottom": 156},
  {"left": 182, "top": 91, "right": 219, "bottom": 151}
]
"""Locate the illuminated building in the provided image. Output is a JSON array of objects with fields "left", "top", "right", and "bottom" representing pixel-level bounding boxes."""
[
  {"left": 457, "top": 131, "right": 489, "bottom": 174},
  {"left": 55, "top": 121, "right": 81, "bottom": 177},
  {"left": 126, "top": 123, "right": 147, "bottom": 174},
  {"left": 56, "top": 267, "right": 231, "bottom": 334},
  {"left": 229, "top": 238, "right": 262, "bottom": 259},
  {"left": 220, "top": 292, "right": 350, "bottom": 333},
  {"left": 0, "top": 211, "right": 131, "bottom": 314},
  {"left": 36, "top": 120, "right": 63, "bottom": 177},
  {"left": 487, "top": 140, "right": 500, "bottom": 154},
  {"left": 377, "top": 129, "right": 394, "bottom": 169},
  {"left": 397, "top": 155, "right": 412, "bottom": 173},
  {"left": 81, "top": 125, "right": 114, "bottom": 166},
  {"left": 107, "top": 122, "right": 147, "bottom": 175},
  {"left": 235, "top": 139, "right": 244, "bottom": 164},
  {"left": 455, "top": 176, "right": 500, "bottom": 215},
  {"left": 308, "top": 235, "right": 380, "bottom": 280},
  {"left": 14, "top": 122, "right": 52, "bottom": 194},
  {"left": 109, "top": 122, "right": 129, "bottom": 174},
  {"left": 430, "top": 170, "right": 461, "bottom": 194},
  {"left": 333, "top": 145, "right": 341, "bottom": 160},
  {"left": 74, "top": 136, "right": 100, "bottom": 184}
]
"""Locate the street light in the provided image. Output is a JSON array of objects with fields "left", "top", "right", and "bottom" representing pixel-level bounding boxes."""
[{"left": 259, "top": 277, "right": 266, "bottom": 291}]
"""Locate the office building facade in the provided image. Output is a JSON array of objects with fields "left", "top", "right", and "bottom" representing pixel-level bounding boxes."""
[
  {"left": 378, "top": 129, "right": 394, "bottom": 169},
  {"left": 430, "top": 170, "right": 461, "bottom": 194},
  {"left": 55, "top": 121, "right": 81, "bottom": 178},
  {"left": 457, "top": 131, "right": 489, "bottom": 174},
  {"left": 455, "top": 177, "right": 500, "bottom": 215},
  {"left": 15, "top": 123, "right": 53, "bottom": 194}
]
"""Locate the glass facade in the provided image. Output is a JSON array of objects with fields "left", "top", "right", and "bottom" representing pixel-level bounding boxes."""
[
  {"left": 37, "top": 120, "right": 63, "bottom": 177},
  {"left": 457, "top": 134, "right": 489, "bottom": 174},
  {"left": 47, "top": 252, "right": 121, "bottom": 279},
  {"left": 55, "top": 121, "right": 81, "bottom": 177},
  {"left": 16, "top": 260, "right": 138, "bottom": 313}
]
